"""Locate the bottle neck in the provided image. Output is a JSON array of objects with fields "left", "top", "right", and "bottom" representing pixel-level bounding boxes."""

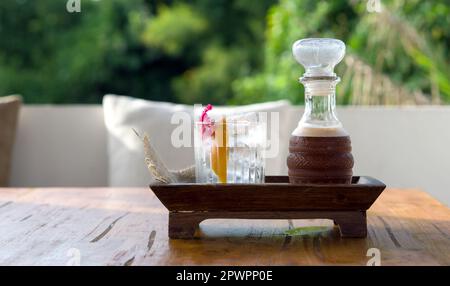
[{"left": 301, "top": 79, "right": 341, "bottom": 128}]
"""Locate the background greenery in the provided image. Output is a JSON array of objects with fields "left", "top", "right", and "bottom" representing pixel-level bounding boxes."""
[{"left": 0, "top": 0, "right": 449, "bottom": 105}]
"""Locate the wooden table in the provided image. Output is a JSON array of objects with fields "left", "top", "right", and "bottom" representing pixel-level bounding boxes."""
[{"left": 0, "top": 187, "right": 449, "bottom": 266}]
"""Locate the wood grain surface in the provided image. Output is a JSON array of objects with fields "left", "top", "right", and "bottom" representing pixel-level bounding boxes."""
[{"left": 0, "top": 187, "right": 449, "bottom": 265}]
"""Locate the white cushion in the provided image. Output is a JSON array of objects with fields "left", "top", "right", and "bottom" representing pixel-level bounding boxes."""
[
  {"left": 103, "top": 95, "right": 291, "bottom": 187},
  {"left": 10, "top": 105, "right": 108, "bottom": 187}
]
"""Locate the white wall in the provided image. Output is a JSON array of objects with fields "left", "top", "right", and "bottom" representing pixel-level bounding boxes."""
[
  {"left": 9, "top": 105, "right": 450, "bottom": 207},
  {"left": 288, "top": 106, "right": 450, "bottom": 207}
]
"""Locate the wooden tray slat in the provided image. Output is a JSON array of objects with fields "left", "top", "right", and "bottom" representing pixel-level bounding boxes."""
[{"left": 151, "top": 176, "right": 386, "bottom": 212}]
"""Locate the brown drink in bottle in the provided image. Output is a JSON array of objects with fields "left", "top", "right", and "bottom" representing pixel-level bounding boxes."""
[{"left": 287, "top": 38, "right": 354, "bottom": 184}]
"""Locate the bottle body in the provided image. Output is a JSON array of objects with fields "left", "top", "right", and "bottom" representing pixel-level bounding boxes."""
[
  {"left": 287, "top": 79, "right": 354, "bottom": 184},
  {"left": 287, "top": 135, "right": 354, "bottom": 184}
]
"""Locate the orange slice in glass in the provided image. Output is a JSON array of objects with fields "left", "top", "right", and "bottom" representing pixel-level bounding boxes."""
[{"left": 211, "top": 116, "right": 227, "bottom": 183}]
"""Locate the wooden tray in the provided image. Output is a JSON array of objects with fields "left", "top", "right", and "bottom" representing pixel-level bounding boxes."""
[{"left": 150, "top": 176, "right": 386, "bottom": 239}]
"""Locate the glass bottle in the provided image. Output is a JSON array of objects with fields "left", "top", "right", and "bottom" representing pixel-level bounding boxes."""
[{"left": 287, "top": 38, "right": 354, "bottom": 184}]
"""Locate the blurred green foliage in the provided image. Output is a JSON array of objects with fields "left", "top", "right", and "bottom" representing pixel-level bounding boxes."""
[
  {"left": 233, "top": 0, "right": 450, "bottom": 104},
  {"left": 0, "top": 0, "right": 275, "bottom": 104},
  {"left": 0, "top": 0, "right": 449, "bottom": 105}
]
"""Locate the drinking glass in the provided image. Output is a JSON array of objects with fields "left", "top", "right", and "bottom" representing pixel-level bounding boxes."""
[{"left": 194, "top": 112, "right": 266, "bottom": 184}]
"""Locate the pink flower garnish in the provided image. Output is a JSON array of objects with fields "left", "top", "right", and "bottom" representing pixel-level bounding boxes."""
[
  {"left": 200, "top": 104, "right": 214, "bottom": 140},
  {"left": 200, "top": 104, "right": 212, "bottom": 122}
]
